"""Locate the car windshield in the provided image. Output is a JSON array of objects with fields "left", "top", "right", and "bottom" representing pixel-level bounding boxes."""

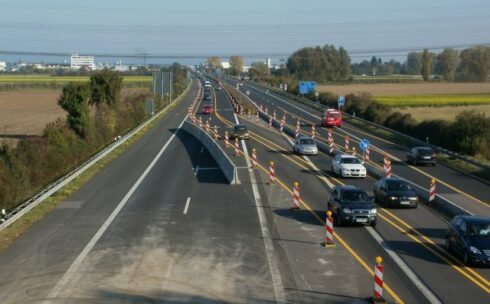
[
  {"left": 469, "top": 223, "right": 490, "bottom": 237},
  {"left": 235, "top": 126, "right": 246, "bottom": 131},
  {"left": 340, "top": 157, "right": 360, "bottom": 164},
  {"left": 341, "top": 190, "right": 370, "bottom": 203},
  {"left": 417, "top": 148, "right": 433, "bottom": 156},
  {"left": 300, "top": 139, "right": 314, "bottom": 145},
  {"left": 386, "top": 181, "right": 412, "bottom": 191}
]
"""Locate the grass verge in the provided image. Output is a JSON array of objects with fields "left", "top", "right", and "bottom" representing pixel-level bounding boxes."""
[
  {"left": 375, "top": 94, "right": 490, "bottom": 107},
  {"left": 0, "top": 80, "right": 193, "bottom": 253}
]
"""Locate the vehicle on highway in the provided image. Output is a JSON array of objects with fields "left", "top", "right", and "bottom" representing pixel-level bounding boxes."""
[
  {"left": 203, "top": 93, "right": 212, "bottom": 101},
  {"left": 204, "top": 80, "right": 211, "bottom": 88},
  {"left": 406, "top": 146, "right": 436, "bottom": 166},
  {"left": 327, "top": 185, "right": 377, "bottom": 227},
  {"left": 321, "top": 108, "right": 342, "bottom": 127},
  {"left": 293, "top": 135, "right": 318, "bottom": 155},
  {"left": 445, "top": 215, "right": 490, "bottom": 265},
  {"left": 373, "top": 177, "right": 418, "bottom": 208},
  {"left": 201, "top": 104, "right": 213, "bottom": 114},
  {"left": 331, "top": 154, "right": 366, "bottom": 177},
  {"left": 230, "top": 124, "right": 249, "bottom": 140}
]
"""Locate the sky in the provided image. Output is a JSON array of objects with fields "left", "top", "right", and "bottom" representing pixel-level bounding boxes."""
[{"left": 0, "top": 0, "right": 489, "bottom": 64}]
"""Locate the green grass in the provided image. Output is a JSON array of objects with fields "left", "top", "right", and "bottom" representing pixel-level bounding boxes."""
[
  {"left": 375, "top": 94, "right": 490, "bottom": 107},
  {"left": 0, "top": 80, "right": 192, "bottom": 253},
  {"left": 0, "top": 75, "right": 151, "bottom": 83}
]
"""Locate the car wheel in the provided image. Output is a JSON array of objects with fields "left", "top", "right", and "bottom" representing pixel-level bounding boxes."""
[
  {"left": 413, "top": 160, "right": 417, "bottom": 166},
  {"left": 335, "top": 213, "right": 343, "bottom": 227},
  {"left": 445, "top": 237, "right": 451, "bottom": 252},
  {"left": 413, "top": 203, "right": 418, "bottom": 209},
  {"left": 371, "top": 220, "right": 377, "bottom": 228}
]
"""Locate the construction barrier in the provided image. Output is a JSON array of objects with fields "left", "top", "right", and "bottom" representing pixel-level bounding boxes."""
[
  {"left": 256, "top": 111, "right": 260, "bottom": 122},
  {"left": 364, "top": 147, "right": 370, "bottom": 162},
  {"left": 323, "top": 210, "right": 335, "bottom": 247},
  {"left": 291, "top": 182, "right": 300, "bottom": 210},
  {"left": 344, "top": 135, "right": 350, "bottom": 152},
  {"left": 383, "top": 156, "right": 392, "bottom": 178},
  {"left": 295, "top": 120, "right": 300, "bottom": 138},
  {"left": 311, "top": 124, "right": 316, "bottom": 139},
  {"left": 269, "top": 116, "right": 273, "bottom": 128},
  {"left": 429, "top": 179, "right": 436, "bottom": 203},
  {"left": 234, "top": 138, "right": 240, "bottom": 156},
  {"left": 224, "top": 131, "right": 230, "bottom": 147},
  {"left": 214, "top": 125, "right": 219, "bottom": 140},
  {"left": 373, "top": 257, "right": 385, "bottom": 303},
  {"left": 280, "top": 119, "right": 285, "bottom": 132},
  {"left": 269, "top": 161, "right": 276, "bottom": 184},
  {"left": 251, "top": 148, "right": 257, "bottom": 168}
]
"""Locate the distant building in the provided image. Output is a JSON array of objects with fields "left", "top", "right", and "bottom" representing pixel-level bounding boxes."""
[
  {"left": 71, "top": 54, "right": 95, "bottom": 70},
  {"left": 0, "top": 61, "right": 6, "bottom": 72},
  {"left": 266, "top": 57, "right": 271, "bottom": 68},
  {"left": 221, "top": 61, "right": 230, "bottom": 69}
]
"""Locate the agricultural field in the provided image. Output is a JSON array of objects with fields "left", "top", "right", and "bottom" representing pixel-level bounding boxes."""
[
  {"left": 397, "top": 105, "right": 490, "bottom": 121},
  {"left": 0, "top": 75, "right": 152, "bottom": 83},
  {"left": 374, "top": 94, "right": 490, "bottom": 107},
  {"left": 318, "top": 82, "right": 490, "bottom": 96},
  {"left": 0, "top": 88, "right": 150, "bottom": 146}
]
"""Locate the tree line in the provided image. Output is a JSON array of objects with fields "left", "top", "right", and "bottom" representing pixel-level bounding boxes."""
[{"left": 0, "top": 66, "right": 188, "bottom": 212}]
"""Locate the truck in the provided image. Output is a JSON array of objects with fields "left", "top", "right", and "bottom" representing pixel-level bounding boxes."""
[{"left": 322, "top": 109, "right": 342, "bottom": 127}]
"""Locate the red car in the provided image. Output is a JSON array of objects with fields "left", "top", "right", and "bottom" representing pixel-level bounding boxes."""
[
  {"left": 322, "top": 109, "right": 342, "bottom": 127},
  {"left": 201, "top": 104, "right": 213, "bottom": 114}
]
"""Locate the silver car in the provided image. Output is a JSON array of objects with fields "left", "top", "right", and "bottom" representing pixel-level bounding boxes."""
[{"left": 293, "top": 135, "right": 318, "bottom": 155}]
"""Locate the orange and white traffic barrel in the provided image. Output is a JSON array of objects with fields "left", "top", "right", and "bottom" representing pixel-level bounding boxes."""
[
  {"left": 251, "top": 148, "right": 257, "bottom": 168},
  {"left": 324, "top": 210, "right": 335, "bottom": 247},
  {"left": 269, "top": 161, "right": 276, "bottom": 184},
  {"left": 291, "top": 182, "right": 300, "bottom": 210},
  {"left": 344, "top": 135, "right": 350, "bottom": 152},
  {"left": 373, "top": 257, "right": 385, "bottom": 303},
  {"left": 429, "top": 179, "right": 436, "bottom": 203}
]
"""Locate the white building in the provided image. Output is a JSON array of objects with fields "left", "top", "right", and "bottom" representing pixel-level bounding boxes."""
[
  {"left": 0, "top": 61, "right": 6, "bottom": 72},
  {"left": 266, "top": 57, "right": 271, "bottom": 68},
  {"left": 71, "top": 54, "right": 95, "bottom": 70},
  {"left": 220, "top": 61, "right": 230, "bottom": 69}
]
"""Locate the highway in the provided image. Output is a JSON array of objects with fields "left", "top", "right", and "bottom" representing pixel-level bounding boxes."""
[
  {"left": 210, "top": 76, "right": 490, "bottom": 303},
  {"left": 0, "top": 76, "right": 488, "bottom": 303}
]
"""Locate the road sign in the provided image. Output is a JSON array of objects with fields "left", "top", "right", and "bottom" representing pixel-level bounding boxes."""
[
  {"left": 299, "top": 81, "right": 317, "bottom": 94},
  {"left": 337, "top": 96, "right": 345, "bottom": 107},
  {"left": 359, "top": 139, "right": 370, "bottom": 151}
]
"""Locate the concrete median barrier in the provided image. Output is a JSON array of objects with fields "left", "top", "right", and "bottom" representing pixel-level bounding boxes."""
[{"left": 182, "top": 120, "right": 239, "bottom": 185}]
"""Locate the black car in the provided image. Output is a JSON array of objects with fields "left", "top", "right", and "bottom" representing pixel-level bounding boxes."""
[
  {"left": 327, "top": 185, "right": 377, "bottom": 227},
  {"left": 230, "top": 124, "right": 249, "bottom": 140},
  {"left": 445, "top": 215, "right": 490, "bottom": 265},
  {"left": 406, "top": 147, "right": 436, "bottom": 166},
  {"left": 373, "top": 177, "right": 418, "bottom": 208}
]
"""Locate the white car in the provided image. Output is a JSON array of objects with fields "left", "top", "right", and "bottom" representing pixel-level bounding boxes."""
[{"left": 331, "top": 154, "right": 367, "bottom": 177}]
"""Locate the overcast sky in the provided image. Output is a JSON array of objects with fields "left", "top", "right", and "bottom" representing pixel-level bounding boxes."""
[{"left": 0, "top": 0, "right": 489, "bottom": 64}]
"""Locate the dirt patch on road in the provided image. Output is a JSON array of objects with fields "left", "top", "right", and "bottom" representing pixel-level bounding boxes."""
[{"left": 318, "top": 82, "right": 490, "bottom": 96}]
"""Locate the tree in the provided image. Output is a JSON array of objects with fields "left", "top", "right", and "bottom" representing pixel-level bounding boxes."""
[
  {"left": 58, "top": 82, "right": 90, "bottom": 137},
  {"left": 450, "top": 110, "right": 490, "bottom": 155},
  {"left": 287, "top": 45, "right": 351, "bottom": 82},
  {"left": 457, "top": 46, "right": 490, "bottom": 82},
  {"left": 404, "top": 52, "right": 422, "bottom": 75},
  {"left": 229, "top": 56, "right": 244, "bottom": 75},
  {"left": 435, "top": 48, "right": 458, "bottom": 81},
  {"left": 207, "top": 56, "right": 221, "bottom": 71},
  {"left": 421, "top": 49, "right": 433, "bottom": 81},
  {"left": 248, "top": 61, "right": 270, "bottom": 80},
  {"left": 89, "top": 69, "right": 123, "bottom": 106}
]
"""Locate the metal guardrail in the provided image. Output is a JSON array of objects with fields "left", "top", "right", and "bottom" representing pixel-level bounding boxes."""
[
  {"left": 0, "top": 80, "right": 195, "bottom": 230},
  {"left": 239, "top": 78, "right": 490, "bottom": 173}
]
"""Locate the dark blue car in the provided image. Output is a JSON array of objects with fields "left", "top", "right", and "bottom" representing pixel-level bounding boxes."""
[{"left": 445, "top": 215, "right": 490, "bottom": 266}]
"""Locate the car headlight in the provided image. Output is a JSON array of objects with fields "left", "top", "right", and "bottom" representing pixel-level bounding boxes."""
[
  {"left": 370, "top": 208, "right": 377, "bottom": 214},
  {"left": 409, "top": 197, "right": 418, "bottom": 201},
  {"left": 343, "top": 208, "right": 352, "bottom": 214},
  {"left": 469, "top": 246, "right": 482, "bottom": 255},
  {"left": 389, "top": 196, "right": 397, "bottom": 200}
]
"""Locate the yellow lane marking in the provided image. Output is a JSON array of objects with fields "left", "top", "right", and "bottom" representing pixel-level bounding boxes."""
[
  {"left": 379, "top": 213, "right": 490, "bottom": 293},
  {"left": 215, "top": 89, "right": 406, "bottom": 303},
  {"left": 274, "top": 105, "right": 489, "bottom": 207},
  {"left": 380, "top": 208, "right": 490, "bottom": 288}
]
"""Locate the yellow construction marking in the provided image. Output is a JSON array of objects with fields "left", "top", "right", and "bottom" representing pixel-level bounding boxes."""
[
  {"left": 380, "top": 208, "right": 490, "bottom": 288},
  {"left": 215, "top": 90, "right": 406, "bottom": 303},
  {"left": 277, "top": 105, "right": 489, "bottom": 207},
  {"left": 379, "top": 213, "right": 490, "bottom": 293}
]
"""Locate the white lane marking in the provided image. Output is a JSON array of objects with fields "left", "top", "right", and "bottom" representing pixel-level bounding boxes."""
[
  {"left": 45, "top": 116, "right": 188, "bottom": 302},
  {"left": 366, "top": 227, "right": 442, "bottom": 304},
  {"left": 183, "top": 197, "right": 191, "bottom": 215},
  {"left": 194, "top": 165, "right": 199, "bottom": 176},
  {"left": 233, "top": 111, "right": 287, "bottom": 302}
]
